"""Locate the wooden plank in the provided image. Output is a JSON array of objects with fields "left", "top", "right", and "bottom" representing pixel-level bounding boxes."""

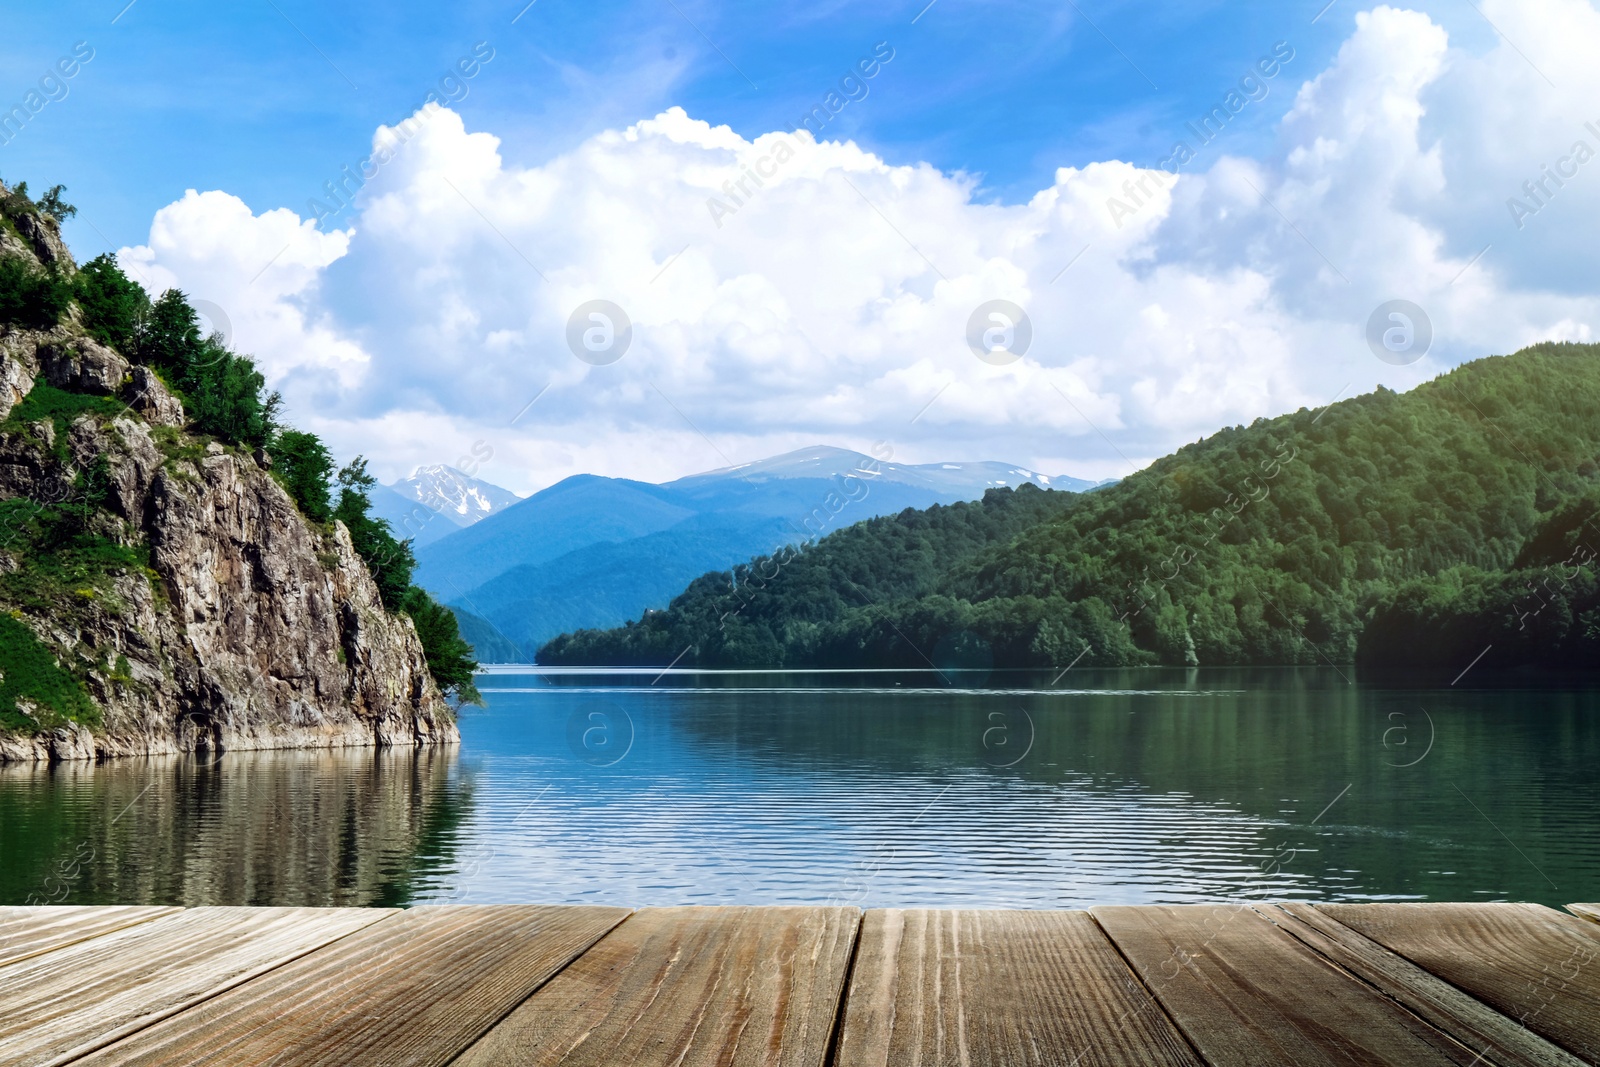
[
  {"left": 451, "top": 906, "right": 858, "bottom": 1067},
  {"left": 0, "top": 906, "right": 391, "bottom": 1067},
  {"left": 0, "top": 906, "right": 180, "bottom": 969},
  {"left": 1570, "top": 903, "right": 1600, "bottom": 925},
  {"left": 1266, "top": 903, "right": 1587, "bottom": 1067},
  {"left": 833, "top": 908, "right": 1202, "bottom": 1067},
  {"left": 76, "top": 904, "right": 629, "bottom": 1067},
  {"left": 1317, "top": 902, "right": 1600, "bottom": 1064},
  {"left": 1091, "top": 903, "right": 1483, "bottom": 1066}
]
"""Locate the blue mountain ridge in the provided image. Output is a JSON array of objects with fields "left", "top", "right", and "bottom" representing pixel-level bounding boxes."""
[{"left": 411, "top": 446, "right": 1109, "bottom": 660}]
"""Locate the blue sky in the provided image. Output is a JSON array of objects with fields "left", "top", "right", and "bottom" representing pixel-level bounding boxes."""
[
  {"left": 5, "top": 0, "right": 1487, "bottom": 249},
  {"left": 1, "top": 0, "right": 1590, "bottom": 490}
]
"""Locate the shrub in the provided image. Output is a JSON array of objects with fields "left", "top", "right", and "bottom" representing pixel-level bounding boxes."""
[
  {"left": 0, "top": 181, "right": 39, "bottom": 223},
  {"left": 0, "top": 256, "right": 73, "bottom": 330}
]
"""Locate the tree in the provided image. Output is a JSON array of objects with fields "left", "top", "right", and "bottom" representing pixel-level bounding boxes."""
[
  {"left": 138, "top": 289, "right": 203, "bottom": 374},
  {"left": 73, "top": 254, "right": 148, "bottom": 353},
  {"left": 184, "top": 344, "right": 278, "bottom": 448},
  {"left": 271, "top": 430, "right": 334, "bottom": 523},
  {"left": 538, "top": 343, "right": 1600, "bottom": 670},
  {"left": 327, "top": 458, "right": 476, "bottom": 699},
  {"left": 133, "top": 288, "right": 279, "bottom": 448},
  {"left": 36, "top": 185, "right": 76, "bottom": 221},
  {"left": 333, "top": 457, "right": 414, "bottom": 611},
  {"left": 400, "top": 587, "right": 482, "bottom": 706}
]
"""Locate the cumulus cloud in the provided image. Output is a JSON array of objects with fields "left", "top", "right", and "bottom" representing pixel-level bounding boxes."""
[
  {"left": 120, "top": 1, "right": 1600, "bottom": 492},
  {"left": 119, "top": 191, "right": 368, "bottom": 394}
]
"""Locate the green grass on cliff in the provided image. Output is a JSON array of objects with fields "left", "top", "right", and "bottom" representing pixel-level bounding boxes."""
[
  {"left": 1, "top": 381, "right": 125, "bottom": 462},
  {"left": 0, "top": 495, "right": 151, "bottom": 618},
  {"left": 0, "top": 614, "right": 100, "bottom": 732}
]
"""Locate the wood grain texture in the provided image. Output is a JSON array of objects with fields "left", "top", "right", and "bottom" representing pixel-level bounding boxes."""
[
  {"left": 1570, "top": 903, "right": 1600, "bottom": 925},
  {"left": 0, "top": 906, "right": 180, "bottom": 970},
  {"left": 1317, "top": 902, "right": 1600, "bottom": 1064},
  {"left": 0, "top": 906, "right": 390, "bottom": 1067},
  {"left": 76, "top": 904, "right": 628, "bottom": 1067},
  {"left": 452, "top": 906, "right": 858, "bottom": 1067},
  {"left": 1267, "top": 903, "right": 1587, "bottom": 1067},
  {"left": 833, "top": 908, "right": 1202, "bottom": 1067},
  {"left": 1091, "top": 903, "right": 1483, "bottom": 1066}
]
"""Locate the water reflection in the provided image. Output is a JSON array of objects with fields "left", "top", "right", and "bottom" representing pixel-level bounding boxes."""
[
  {"left": 0, "top": 748, "right": 471, "bottom": 907},
  {"left": 2, "top": 669, "right": 1596, "bottom": 909}
]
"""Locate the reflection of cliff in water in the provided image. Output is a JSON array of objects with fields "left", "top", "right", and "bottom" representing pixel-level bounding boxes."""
[{"left": 0, "top": 747, "right": 473, "bottom": 907}]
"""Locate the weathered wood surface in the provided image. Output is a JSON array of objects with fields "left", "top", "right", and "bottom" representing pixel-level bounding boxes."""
[
  {"left": 1091, "top": 903, "right": 1483, "bottom": 1066},
  {"left": 454, "top": 906, "right": 857, "bottom": 1067},
  {"left": 1571, "top": 902, "right": 1600, "bottom": 925},
  {"left": 1318, "top": 901, "right": 1600, "bottom": 1064},
  {"left": 74, "top": 904, "right": 627, "bottom": 1067},
  {"left": 833, "top": 908, "right": 1202, "bottom": 1067},
  {"left": 0, "top": 907, "right": 389, "bottom": 1067},
  {"left": 1268, "top": 903, "right": 1588, "bottom": 1067},
  {"left": 1, "top": 902, "right": 1598, "bottom": 1066},
  {"left": 0, "top": 906, "right": 179, "bottom": 970}
]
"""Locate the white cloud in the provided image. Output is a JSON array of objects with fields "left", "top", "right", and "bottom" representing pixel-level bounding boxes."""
[
  {"left": 118, "top": 190, "right": 368, "bottom": 397},
  {"left": 120, "top": 1, "right": 1600, "bottom": 493}
]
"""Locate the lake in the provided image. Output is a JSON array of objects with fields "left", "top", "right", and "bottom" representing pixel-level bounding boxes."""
[{"left": 2, "top": 668, "right": 1596, "bottom": 909}]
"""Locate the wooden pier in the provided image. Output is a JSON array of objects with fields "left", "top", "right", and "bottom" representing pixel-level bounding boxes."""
[{"left": 1, "top": 901, "right": 1597, "bottom": 1065}]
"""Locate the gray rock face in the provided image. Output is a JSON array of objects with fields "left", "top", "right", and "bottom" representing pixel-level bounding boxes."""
[
  {"left": 41, "top": 339, "right": 129, "bottom": 395},
  {"left": 0, "top": 235, "right": 457, "bottom": 762},
  {"left": 0, "top": 326, "right": 44, "bottom": 420},
  {"left": 122, "top": 367, "right": 185, "bottom": 428},
  {"left": 2, "top": 186, "right": 75, "bottom": 272}
]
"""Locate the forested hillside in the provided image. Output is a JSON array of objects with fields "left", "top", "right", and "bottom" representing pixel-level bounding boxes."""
[
  {"left": 1357, "top": 491, "right": 1600, "bottom": 670},
  {"left": 541, "top": 342, "right": 1600, "bottom": 670},
  {"left": 538, "top": 480, "right": 1088, "bottom": 666}
]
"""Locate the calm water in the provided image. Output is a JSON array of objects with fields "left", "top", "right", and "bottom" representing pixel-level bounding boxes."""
[{"left": 2, "top": 669, "right": 1597, "bottom": 909}]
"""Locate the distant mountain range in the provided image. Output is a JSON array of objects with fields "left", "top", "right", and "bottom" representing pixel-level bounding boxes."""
[{"left": 391, "top": 446, "right": 1108, "bottom": 661}]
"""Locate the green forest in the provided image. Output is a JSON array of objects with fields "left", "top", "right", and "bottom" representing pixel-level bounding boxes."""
[
  {"left": 541, "top": 341, "right": 1600, "bottom": 675},
  {"left": 0, "top": 182, "right": 480, "bottom": 709}
]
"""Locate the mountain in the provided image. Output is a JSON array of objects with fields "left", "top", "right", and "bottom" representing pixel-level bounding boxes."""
[
  {"left": 413, "top": 445, "right": 1103, "bottom": 659},
  {"left": 664, "top": 446, "right": 1108, "bottom": 495},
  {"left": 413, "top": 475, "right": 701, "bottom": 600},
  {"left": 367, "top": 465, "right": 520, "bottom": 548},
  {"left": 539, "top": 342, "right": 1600, "bottom": 672}
]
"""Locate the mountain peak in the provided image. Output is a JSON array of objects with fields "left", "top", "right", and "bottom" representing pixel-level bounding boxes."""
[{"left": 388, "top": 466, "right": 521, "bottom": 529}]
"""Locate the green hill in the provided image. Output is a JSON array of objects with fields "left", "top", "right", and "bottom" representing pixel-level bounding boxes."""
[
  {"left": 537, "top": 480, "right": 1091, "bottom": 667},
  {"left": 540, "top": 342, "right": 1600, "bottom": 671}
]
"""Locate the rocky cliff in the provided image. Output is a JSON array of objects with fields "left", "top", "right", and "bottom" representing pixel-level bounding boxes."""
[{"left": 0, "top": 203, "right": 457, "bottom": 761}]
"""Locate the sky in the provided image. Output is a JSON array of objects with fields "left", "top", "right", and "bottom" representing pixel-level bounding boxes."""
[{"left": 1, "top": 0, "right": 1596, "bottom": 493}]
